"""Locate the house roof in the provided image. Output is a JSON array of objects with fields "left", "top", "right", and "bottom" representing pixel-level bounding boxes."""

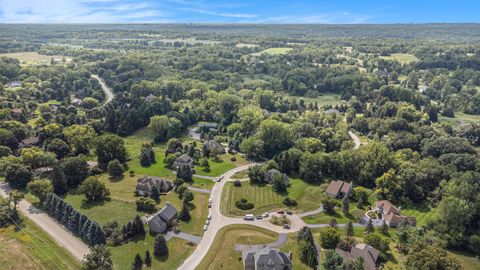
[
  {"left": 136, "top": 176, "right": 172, "bottom": 193},
  {"left": 147, "top": 214, "right": 167, "bottom": 233},
  {"left": 376, "top": 200, "right": 400, "bottom": 215},
  {"left": 11, "top": 108, "right": 23, "bottom": 114},
  {"left": 385, "top": 213, "right": 416, "bottom": 225},
  {"left": 243, "top": 249, "right": 292, "bottom": 270},
  {"left": 340, "top": 182, "right": 352, "bottom": 194},
  {"left": 326, "top": 180, "right": 344, "bottom": 196},
  {"left": 175, "top": 154, "right": 192, "bottom": 164},
  {"left": 158, "top": 203, "right": 177, "bottom": 222},
  {"left": 336, "top": 244, "right": 380, "bottom": 270},
  {"left": 19, "top": 136, "right": 40, "bottom": 147}
]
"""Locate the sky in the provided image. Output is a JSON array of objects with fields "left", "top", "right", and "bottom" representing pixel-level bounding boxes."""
[{"left": 0, "top": 0, "right": 479, "bottom": 24}]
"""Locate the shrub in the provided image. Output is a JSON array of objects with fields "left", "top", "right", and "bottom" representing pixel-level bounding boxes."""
[
  {"left": 230, "top": 156, "right": 237, "bottom": 162},
  {"left": 234, "top": 180, "right": 242, "bottom": 187},
  {"left": 283, "top": 197, "right": 297, "bottom": 207},
  {"left": 136, "top": 197, "right": 156, "bottom": 213},
  {"left": 235, "top": 198, "right": 254, "bottom": 210}
]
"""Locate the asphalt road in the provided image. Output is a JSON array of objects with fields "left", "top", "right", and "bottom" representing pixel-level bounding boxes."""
[
  {"left": 91, "top": 74, "right": 114, "bottom": 105},
  {"left": 348, "top": 130, "right": 361, "bottom": 149},
  {"left": 0, "top": 183, "right": 89, "bottom": 262}
]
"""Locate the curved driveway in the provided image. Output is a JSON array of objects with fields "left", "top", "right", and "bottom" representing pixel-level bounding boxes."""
[{"left": 91, "top": 74, "right": 114, "bottom": 105}]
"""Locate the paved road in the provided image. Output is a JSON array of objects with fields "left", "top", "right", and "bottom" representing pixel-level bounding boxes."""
[
  {"left": 348, "top": 130, "right": 361, "bottom": 149},
  {"left": 187, "top": 186, "right": 211, "bottom": 194},
  {"left": 297, "top": 206, "right": 324, "bottom": 218},
  {"left": 0, "top": 183, "right": 89, "bottom": 261},
  {"left": 166, "top": 231, "right": 202, "bottom": 244},
  {"left": 91, "top": 74, "right": 114, "bottom": 105},
  {"left": 235, "top": 233, "right": 288, "bottom": 252}
]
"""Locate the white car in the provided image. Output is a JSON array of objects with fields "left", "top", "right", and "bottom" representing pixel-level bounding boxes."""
[
  {"left": 207, "top": 214, "right": 212, "bottom": 220},
  {"left": 209, "top": 198, "right": 213, "bottom": 203},
  {"left": 205, "top": 220, "right": 210, "bottom": 225},
  {"left": 262, "top": 212, "right": 269, "bottom": 218},
  {"left": 203, "top": 225, "right": 208, "bottom": 231}
]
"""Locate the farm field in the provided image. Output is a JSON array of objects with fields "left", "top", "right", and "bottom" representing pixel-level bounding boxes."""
[
  {"left": 0, "top": 211, "right": 81, "bottom": 270},
  {"left": 220, "top": 179, "right": 325, "bottom": 216},
  {"left": 379, "top": 53, "right": 419, "bottom": 64},
  {"left": 0, "top": 52, "right": 71, "bottom": 65},
  {"left": 197, "top": 224, "right": 278, "bottom": 270},
  {"left": 251, "top": 47, "right": 292, "bottom": 56}
]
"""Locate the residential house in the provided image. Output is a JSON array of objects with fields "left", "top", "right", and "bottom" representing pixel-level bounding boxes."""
[
  {"left": 19, "top": 136, "right": 40, "bottom": 148},
  {"left": 336, "top": 243, "right": 380, "bottom": 270},
  {"left": 145, "top": 94, "right": 156, "bottom": 102},
  {"left": 71, "top": 98, "right": 83, "bottom": 107},
  {"left": 375, "top": 200, "right": 416, "bottom": 227},
  {"left": 147, "top": 203, "right": 178, "bottom": 234},
  {"left": 242, "top": 249, "right": 292, "bottom": 270},
  {"left": 203, "top": 140, "right": 225, "bottom": 155},
  {"left": 11, "top": 108, "right": 23, "bottom": 119},
  {"left": 324, "top": 108, "right": 340, "bottom": 114},
  {"left": 325, "top": 180, "right": 352, "bottom": 198},
  {"left": 173, "top": 154, "right": 194, "bottom": 171},
  {"left": 136, "top": 176, "right": 173, "bottom": 196},
  {"left": 265, "top": 169, "right": 289, "bottom": 186},
  {"left": 6, "top": 81, "right": 21, "bottom": 88}
]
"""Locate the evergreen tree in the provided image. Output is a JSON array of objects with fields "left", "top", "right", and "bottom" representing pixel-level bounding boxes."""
[
  {"left": 62, "top": 204, "right": 72, "bottom": 226},
  {"left": 144, "top": 250, "right": 152, "bottom": 267},
  {"left": 365, "top": 219, "right": 374, "bottom": 234},
  {"left": 86, "top": 221, "right": 98, "bottom": 245},
  {"left": 48, "top": 195, "right": 58, "bottom": 215},
  {"left": 78, "top": 214, "right": 87, "bottom": 237},
  {"left": 150, "top": 185, "right": 160, "bottom": 203},
  {"left": 345, "top": 221, "right": 354, "bottom": 238},
  {"left": 380, "top": 220, "right": 389, "bottom": 235},
  {"left": 132, "top": 253, "right": 143, "bottom": 270},
  {"left": 202, "top": 144, "right": 209, "bottom": 157},
  {"left": 133, "top": 215, "right": 145, "bottom": 236},
  {"left": 51, "top": 164, "right": 68, "bottom": 194},
  {"left": 123, "top": 221, "right": 133, "bottom": 240},
  {"left": 82, "top": 219, "right": 92, "bottom": 240},
  {"left": 178, "top": 203, "right": 191, "bottom": 222},
  {"left": 94, "top": 226, "right": 107, "bottom": 245},
  {"left": 342, "top": 194, "right": 350, "bottom": 216},
  {"left": 154, "top": 235, "right": 168, "bottom": 257},
  {"left": 44, "top": 193, "right": 53, "bottom": 211},
  {"left": 140, "top": 149, "right": 151, "bottom": 167},
  {"left": 69, "top": 210, "right": 80, "bottom": 234},
  {"left": 55, "top": 199, "right": 65, "bottom": 221}
]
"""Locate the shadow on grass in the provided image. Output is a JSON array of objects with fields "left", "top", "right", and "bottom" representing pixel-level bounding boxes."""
[
  {"left": 80, "top": 198, "right": 110, "bottom": 209},
  {"left": 108, "top": 175, "right": 125, "bottom": 183}
]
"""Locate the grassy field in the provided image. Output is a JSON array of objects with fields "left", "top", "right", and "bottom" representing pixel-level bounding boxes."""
[
  {"left": 231, "top": 169, "right": 248, "bottom": 179},
  {"left": 235, "top": 43, "right": 259, "bottom": 48},
  {"left": 440, "top": 111, "right": 480, "bottom": 123},
  {"left": 380, "top": 53, "right": 419, "bottom": 64},
  {"left": 302, "top": 203, "right": 365, "bottom": 224},
  {"left": 110, "top": 234, "right": 196, "bottom": 270},
  {"left": 292, "top": 93, "right": 344, "bottom": 107},
  {"left": 0, "top": 213, "right": 81, "bottom": 270},
  {"left": 401, "top": 203, "right": 437, "bottom": 227},
  {"left": 195, "top": 154, "right": 249, "bottom": 177},
  {"left": 220, "top": 179, "right": 325, "bottom": 216},
  {"left": 0, "top": 52, "right": 71, "bottom": 65},
  {"left": 251, "top": 47, "right": 292, "bottom": 56},
  {"left": 197, "top": 224, "right": 279, "bottom": 270}
]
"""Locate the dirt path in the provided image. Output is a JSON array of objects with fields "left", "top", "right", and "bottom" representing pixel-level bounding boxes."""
[
  {"left": 0, "top": 183, "right": 89, "bottom": 262},
  {"left": 348, "top": 130, "right": 361, "bottom": 149}
]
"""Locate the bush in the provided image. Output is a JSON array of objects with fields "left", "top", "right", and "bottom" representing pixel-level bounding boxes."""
[
  {"left": 107, "top": 159, "right": 124, "bottom": 178},
  {"left": 136, "top": 197, "right": 156, "bottom": 213},
  {"left": 230, "top": 156, "right": 237, "bottom": 162},
  {"left": 283, "top": 197, "right": 297, "bottom": 207},
  {"left": 234, "top": 180, "right": 242, "bottom": 187},
  {"left": 235, "top": 198, "right": 254, "bottom": 210}
]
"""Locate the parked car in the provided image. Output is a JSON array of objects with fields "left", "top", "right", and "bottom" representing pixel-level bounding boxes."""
[
  {"left": 207, "top": 214, "right": 212, "bottom": 220},
  {"left": 283, "top": 224, "right": 290, "bottom": 229},
  {"left": 277, "top": 210, "right": 285, "bottom": 215},
  {"left": 204, "top": 225, "right": 208, "bottom": 231},
  {"left": 205, "top": 220, "right": 210, "bottom": 225},
  {"left": 262, "top": 212, "right": 269, "bottom": 218},
  {"left": 244, "top": 214, "right": 254, "bottom": 220},
  {"left": 209, "top": 198, "right": 213, "bottom": 203},
  {"left": 286, "top": 210, "right": 293, "bottom": 215},
  {"left": 216, "top": 177, "right": 221, "bottom": 182},
  {"left": 256, "top": 215, "right": 263, "bottom": 220},
  {"left": 208, "top": 203, "right": 212, "bottom": 208}
]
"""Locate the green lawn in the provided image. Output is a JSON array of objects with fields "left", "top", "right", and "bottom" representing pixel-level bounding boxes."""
[
  {"left": 278, "top": 233, "right": 313, "bottom": 270},
  {"left": 440, "top": 111, "right": 480, "bottom": 123},
  {"left": 0, "top": 212, "right": 81, "bottom": 270},
  {"left": 197, "top": 224, "right": 278, "bottom": 270},
  {"left": 401, "top": 203, "right": 437, "bottom": 227},
  {"left": 221, "top": 179, "right": 326, "bottom": 216},
  {"left": 195, "top": 153, "right": 248, "bottom": 177},
  {"left": 231, "top": 169, "right": 248, "bottom": 179},
  {"left": 292, "top": 93, "right": 343, "bottom": 107},
  {"left": 380, "top": 53, "right": 419, "bottom": 64},
  {"left": 110, "top": 234, "right": 196, "bottom": 270},
  {"left": 449, "top": 250, "right": 480, "bottom": 270},
  {"left": 302, "top": 203, "right": 365, "bottom": 224},
  {"left": 251, "top": 47, "right": 292, "bottom": 56}
]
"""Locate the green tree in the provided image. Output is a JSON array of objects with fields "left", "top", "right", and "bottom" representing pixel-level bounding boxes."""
[
  {"left": 27, "top": 179, "right": 53, "bottom": 203},
  {"left": 5, "top": 163, "right": 32, "bottom": 188},
  {"left": 320, "top": 227, "right": 340, "bottom": 249},
  {"left": 365, "top": 219, "right": 374, "bottom": 234},
  {"left": 178, "top": 203, "right": 191, "bottom": 222},
  {"left": 63, "top": 125, "right": 95, "bottom": 154},
  {"left": 46, "top": 138, "right": 71, "bottom": 159},
  {"left": 62, "top": 155, "right": 89, "bottom": 187},
  {"left": 20, "top": 147, "right": 56, "bottom": 170},
  {"left": 322, "top": 250, "right": 343, "bottom": 270},
  {"left": 96, "top": 134, "right": 127, "bottom": 166},
  {"left": 153, "top": 235, "right": 168, "bottom": 257},
  {"left": 107, "top": 159, "right": 124, "bottom": 179},
  {"left": 182, "top": 189, "right": 194, "bottom": 203},
  {"left": 83, "top": 245, "right": 113, "bottom": 270},
  {"left": 9, "top": 190, "right": 24, "bottom": 209},
  {"left": 50, "top": 164, "right": 68, "bottom": 194},
  {"left": 150, "top": 185, "right": 160, "bottom": 203},
  {"left": 144, "top": 250, "right": 152, "bottom": 267},
  {"left": 342, "top": 194, "right": 350, "bottom": 216},
  {"left": 345, "top": 221, "right": 354, "bottom": 238},
  {"left": 80, "top": 176, "right": 110, "bottom": 202},
  {"left": 132, "top": 253, "right": 143, "bottom": 270}
]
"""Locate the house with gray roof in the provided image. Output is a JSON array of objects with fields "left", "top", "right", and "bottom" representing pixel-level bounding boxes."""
[
  {"left": 203, "top": 140, "right": 225, "bottom": 155},
  {"left": 136, "top": 176, "right": 173, "bottom": 196},
  {"left": 173, "top": 154, "right": 193, "bottom": 171},
  {"left": 147, "top": 202, "right": 178, "bottom": 234},
  {"left": 335, "top": 243, "right": 380, "bottom": 270},
  {"left": 242, "top": 249, "right": 292, "bottom": 270}
]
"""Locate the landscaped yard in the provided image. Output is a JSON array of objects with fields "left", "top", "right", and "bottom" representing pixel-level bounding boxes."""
[
  {"left": 292, "top": 93, "right": 343, "bottom": 107},
  {"left": 110, "top": 234, "right": 196, "bottom": 270},
  {"left": 197, "top": 224, "right": 279, "bottom": 270},
  {"left": 302, "top": 203, "right": 365, "bottom": 224},
  {"left": 0, "top": 212, "right": 81, "bottom": 270},
  {"left": 278, "top": 233, "right": 313, "bottom": 270},
  {"left": 220, "top": 179, "right": 325, "bottom": 216},
  {"left": 401, "top": 203, "right": 437, "bottom": 227},
  {"left": 195, "top": 153, "right": 249, "bottom": 177}
]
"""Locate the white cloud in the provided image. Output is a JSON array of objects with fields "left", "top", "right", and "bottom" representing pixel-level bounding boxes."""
[{"left": 177, "top": 7, "right": 256, "bottom": 18}]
